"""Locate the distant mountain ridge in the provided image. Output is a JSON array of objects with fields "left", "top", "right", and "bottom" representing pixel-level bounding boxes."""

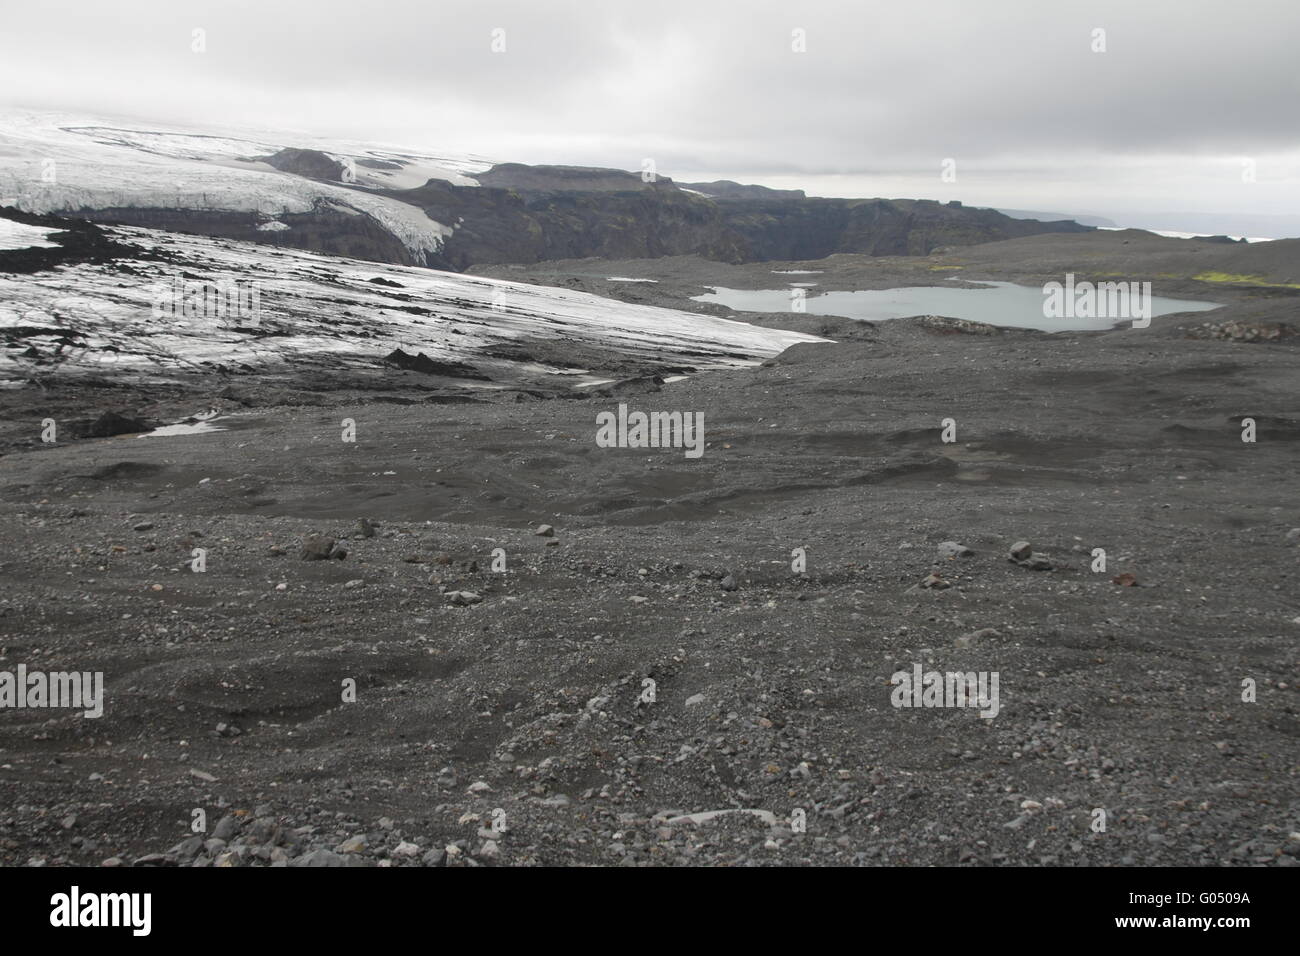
[
  {"left": 0, "top": 111, "right": 1093, "bottom": 271},
  {"left": 995, "top": 208, "right": 1118, "bottom": 228}
]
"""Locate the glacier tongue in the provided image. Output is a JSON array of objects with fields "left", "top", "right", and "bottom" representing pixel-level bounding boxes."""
[
  {"left": 0, "top": 220, "right": 829, "bottom": 386},
  {"left": 0, "top": 111, "right": 484, "bottom": 263}
]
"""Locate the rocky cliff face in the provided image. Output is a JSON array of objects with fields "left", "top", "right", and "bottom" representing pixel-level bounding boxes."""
[
  {"left": 395, "top": 172, "right": 1092, "bottom": 271},
  {"left": 682, "top": 180, "right": 807, "bottom": 201},
  {"left": 721, "top": 197, "right": 1093, "bottom": 259}
]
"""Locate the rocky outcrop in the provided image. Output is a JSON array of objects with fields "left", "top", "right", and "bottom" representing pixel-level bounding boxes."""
[
  {"left": 475, "top": 163, "right": 676, "bottom": 194},
  {"left": 681, "top": 180, "right": 806, "bottom": 200},
  {"left": 397, "top": 178, "right": 1093, "bottom": 271},
  {"left": 259, "top": 147, "right": 349, "bottom": 182}
]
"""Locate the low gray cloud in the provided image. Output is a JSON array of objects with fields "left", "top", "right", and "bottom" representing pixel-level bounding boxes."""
[{"left": 2, "top": 0, "right": 1297, "bottom": 218}]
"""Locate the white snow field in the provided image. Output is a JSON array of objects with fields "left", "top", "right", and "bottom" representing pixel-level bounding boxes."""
[
  {"left": 0, "top": 218, "right": 61, "bottom": 250},
  {"left": 0, "top": 111, "right": 496, "bottom": 263},
  {"left": 0, "top": 220, "right": 828, "bottom": 385}
]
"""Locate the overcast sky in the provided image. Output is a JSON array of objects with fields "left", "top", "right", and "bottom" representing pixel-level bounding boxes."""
[{"left": 2, "top": 0, "right": 1297, "bottom": 221}]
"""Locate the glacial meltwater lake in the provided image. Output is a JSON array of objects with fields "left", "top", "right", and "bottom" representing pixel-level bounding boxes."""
[{"left": 692, "top": 279, "right": 1221, "bottom": 332}]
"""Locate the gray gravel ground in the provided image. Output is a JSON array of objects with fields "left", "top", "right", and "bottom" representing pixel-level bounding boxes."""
[{"left": 1, "top": 245, "right": 1297, "bottom": 867}]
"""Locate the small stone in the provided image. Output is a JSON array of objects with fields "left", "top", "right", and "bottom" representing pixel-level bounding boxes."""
[
  {"left": 533, "top": 524, "right": 555, "bottom": 537},
  {"left": 301, "top": 536, "right": 335, "bottom": 560},
  {"left": 921, "top": 572, "right": 949, "bottom": 590},
  {"left": 212, "top": 814, "right": 238, "bottom": 841},
  {"left": 446, "top": 590, "right": 482, "bottom": 606},
  {"left": 168, "top": 836, "right": 204, "bottom": 861},
  {"left": 1009, "top": 541, "right": 1033, "bottom": 561},
  {"left": 344, "top": 579, "right": 364, "bottom": 589},
  {"left": 291, "top": 849, "right": 349, "bottom": 867},
  {"left": 357, "top": 518, "right": 377, "bottom": 538},
  {"left": 392, "top": 841, "right": 420, "bottom": 858},
  {"left": 422, "top": 847, "right": 446, "bottom": 866},
  {"left": 132, "top": 521, "right": 154, "bottom": 532},
  {"left": 938, "top": 541, "right": 973, "bottom": 558},
  {"left": 955, "top": 628, "right": 999, "bottom": 648},
  {"left": 477, "top": 840, "right": 500, "bottom": 861},
  {"left": 719, "top": 575, "right": 738, "bottom": 592},
  {"left": 685, "top": 693, "right": 706, "bottom": 708},
  {"left": 336, "top": 835, "right": 366, "bottom": 854}
]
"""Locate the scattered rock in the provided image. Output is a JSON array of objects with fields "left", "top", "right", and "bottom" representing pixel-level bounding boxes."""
[
  {"left": 534, "top": 524, "right": 555, "bottom": 537},
  {"left": 665, "top": 808, "right": 778, "bottom": 827},
  {"left": 336, "top": 836, "right": 366, "bottom": 854},
  {"left": 301, "top": 536, "right": 336, "bottom": 560},
  {"left": 81, "top": 411, "right": 150, "bottom": 438},
  {"left": 1008, "top": 541, "right": 1033, "bottom": 561},
  {"left": 446, "top": 590, "right": 482, "bottom": 606},
  {"left": 211, "top": 814, "right": 238, "bottom": 842},
  {"left": 955, "top": 628, "right": 999, "bottom": 648},
  {"left": 291, "top": 849, "right": 349, "bottom": 867},
  {"left": 168, "top": 836, "right": 204, "bottom": 861},
  {"left": 938, "top": 541, "right": 973, "bottom": 558}
]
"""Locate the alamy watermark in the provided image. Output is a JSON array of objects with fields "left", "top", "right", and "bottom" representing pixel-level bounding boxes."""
[
  {"left": 50, "top": 886, "right": 150, "bottom": 935},
  {"left": 0, "top": 666, "right": 103, "bottom": 718},
  {"left": 1042, "top": 273, "right": 1151, "bottom": 328},
  {"left": 151, "top": 276, "right": 261, "bottom": 327},
  {"left": 890, "top": 663, "right": 999, "bottom": 718},
  {"left": 595, "top": 402, "right": 705, "bottom": 458}
]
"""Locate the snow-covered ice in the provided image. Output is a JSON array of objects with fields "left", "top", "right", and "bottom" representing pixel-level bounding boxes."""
[
  {"left": 0, "top": 218, "right": 60, "bottom": 250},
  {"left": 0, "top": 111, "right": 493, "bottom": 263},
  {"left": 0, "top": 220, "right": 830, "bottom": 384}
]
